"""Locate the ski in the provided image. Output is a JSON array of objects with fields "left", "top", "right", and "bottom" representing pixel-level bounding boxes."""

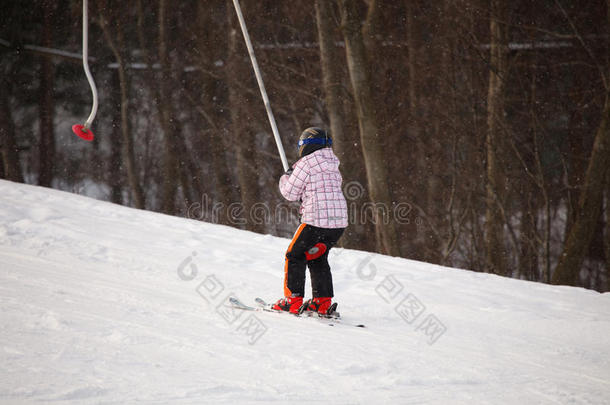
[
  {"left": 228, "top": 297, "right": 258, "bottom": 311},
  {"left": 254, "top": 297, "right": 339, "bottom": 319},
  {"left": 228, "top": 297, "right": 365, "bottom": 328},
  {"left": 259, "top": 297, "right": 366, "bottom": 328}
]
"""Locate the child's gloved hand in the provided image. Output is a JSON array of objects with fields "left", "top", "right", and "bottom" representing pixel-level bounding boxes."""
[{"left": 284, "top": 168, "right": 294, "bottom": 176}]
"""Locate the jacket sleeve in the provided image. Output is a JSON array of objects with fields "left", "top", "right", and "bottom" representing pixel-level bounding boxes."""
[{"left": 279, "top": 159, "right": 309, "bottom": 201}]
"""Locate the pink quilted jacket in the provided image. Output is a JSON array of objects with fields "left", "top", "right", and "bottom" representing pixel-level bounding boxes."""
[{"left": 279, "top": 148, "right": 348, "bottom": 229}]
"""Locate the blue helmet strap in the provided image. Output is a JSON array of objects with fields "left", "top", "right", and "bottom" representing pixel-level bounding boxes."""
[{"left": 298, "top": 137, "right": 332, "bottom": 147}]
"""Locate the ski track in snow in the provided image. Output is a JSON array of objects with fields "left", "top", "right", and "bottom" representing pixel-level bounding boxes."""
[{"left": 1, "top": 180, "right": 609, "bottom": 404}]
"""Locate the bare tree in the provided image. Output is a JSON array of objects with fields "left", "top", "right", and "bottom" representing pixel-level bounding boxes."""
[
  {"left": 97, "top": 1, "right": 146, "bottom": 209},
  {"left": 485, "top": 0, "right": 509, "bottom": 276},
  {"left": 315, "top": 0, "right": 361, "bottom": 247},
  {"left": 108, "top": 71, "right": 123, "bottom": 205},
  {"left": 157, "top": 0, "right": 181, "bottom": 214},
  {"left": 37, "top": 0, "right": 55, "bottom": 187},
  {"left": 226, "top": 0, "right": 263, "bottom": 232},
  {"left": 338, "top": 0, "right": 402, "bottom": 257},
  {"left": 604, "top": 181, "right": 610, "bottom": 291},
  {"left": 0, "top": 81, "right": 23, "bottom": 183},
  {"left": 552, "top": 0, "right": 610, "bottom": 286},
  {"left": 196, "top": 0, "right": 235, "bottom": 224},
  {"left": 553, "top": 96, "right": 609, "bottom": 285}
]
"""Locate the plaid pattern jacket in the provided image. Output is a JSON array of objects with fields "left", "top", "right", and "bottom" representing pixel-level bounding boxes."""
[{"left": 279, "top": 148, "right": 348, "bottom": 229}]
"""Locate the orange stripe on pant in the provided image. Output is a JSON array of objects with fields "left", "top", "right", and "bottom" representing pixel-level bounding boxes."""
[{"left": 284, "top": 223, "right": 307, "bottom": 297}]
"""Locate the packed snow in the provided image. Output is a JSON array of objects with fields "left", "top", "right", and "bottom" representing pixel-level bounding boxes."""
[{"left": 1, "top": 180, "right": 609, "bottom": 404}]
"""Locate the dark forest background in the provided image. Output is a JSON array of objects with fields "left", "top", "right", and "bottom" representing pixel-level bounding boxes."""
[{"left": 1, "top": 0, "right": 609, "bottom": 291}]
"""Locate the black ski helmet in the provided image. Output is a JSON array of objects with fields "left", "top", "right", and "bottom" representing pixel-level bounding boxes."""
[{"left": 298, "top": 127, "right": 332, "bottom": 158}]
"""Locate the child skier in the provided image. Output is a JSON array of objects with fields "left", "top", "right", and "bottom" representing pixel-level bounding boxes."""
[{"left": 272, "top": 127, "right": 348, "bottom": 316}]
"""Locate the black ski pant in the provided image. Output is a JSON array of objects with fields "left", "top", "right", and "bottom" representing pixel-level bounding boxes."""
[{"left": 284, "top": 224, "right": 345, "bottom": 298}]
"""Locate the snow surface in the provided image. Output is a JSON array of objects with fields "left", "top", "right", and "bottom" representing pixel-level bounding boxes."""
[{"left": 1, "top": 179, "right": 609, "bottom": 404}]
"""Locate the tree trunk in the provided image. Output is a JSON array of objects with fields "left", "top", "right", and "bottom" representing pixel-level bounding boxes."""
[
  {"left": 402, "top": 0, "right": 429, "bottom": 259},
  {"left": 38, "top": 0, "right": 55, "bottom": 187},
  {"left": 197, "top": 0, "right": 237, "bottom": 225},
  {"left": 226, "top": 0, "right": 262, "bottom": 232},
  {"left": 518, "top": 51, "right": 542, "bottom": 281},
  {"left": 338, "top": 0, "right": 402, "bottom": 257},
  {"left": 405, "top": 0, "right": 417, "bottom": 120},
  {"left": 115, "top": 58, "right": 146, "bottom": 209},
  {"left": 606, "top": 0, "right": 610, "bottom": 293},
  {"left": 0, "top": 85, "right": 23, "bottom": 183},
  {"left": 553, "top": 94, "right": 610, "bottom": 285},
  {"left": 553, "top": 0, "right": 610, "bottom": 286},
  {"left": 362, "top": 0, "right": 381, "bottom": 57},
  {"left": 604, "top": 181, "right": 610, "bottom": 291},
  {"left": 157, "top": 0, "right": 180, "bottom": 214},
  {"left": 315, "top": 0, "right": 359, "bottom": 246},
  {"left": 485, "top": 0, "right": 509, "bottom": 276},
  {"left": 519, "top": 183, "right": 539, "bottom": 281},
  {"left": 98, "top": 4, "right": 146, "bottom": 209},
  {"left": 109, "top": 71, "right": 123, "bottom": 205},
  {"left": 566, "top": 114, "right": 585, "bottom": 233},
  {"left": 209, "top": 127, "right": 235, "bottom": 225}
]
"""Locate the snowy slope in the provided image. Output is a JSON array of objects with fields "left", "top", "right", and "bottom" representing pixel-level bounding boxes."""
[{"left": 1, "top": 180, "right": 609, "bottom": 405}]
